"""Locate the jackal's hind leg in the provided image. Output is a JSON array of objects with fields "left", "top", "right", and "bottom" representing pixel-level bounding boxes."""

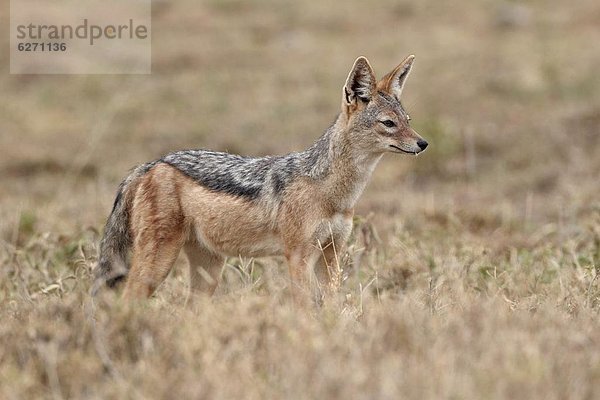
[
  {"left": 124, "top": 233, "right": 184, "bottom": 300},
  {"left": 183, "top": 241, "right": 224, "bottom": 297},
  {"left": 121, "top": 163, "right": 188, "bottom": 300}
]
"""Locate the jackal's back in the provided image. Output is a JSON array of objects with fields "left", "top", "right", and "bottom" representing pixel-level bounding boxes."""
[{"left": 159, "top": 144, "right": 331, "bottom": 201}]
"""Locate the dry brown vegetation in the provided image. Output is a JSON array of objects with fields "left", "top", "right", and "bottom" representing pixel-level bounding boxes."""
[{"left": 1, "top": 0, "right": 600, "bottom": 398}]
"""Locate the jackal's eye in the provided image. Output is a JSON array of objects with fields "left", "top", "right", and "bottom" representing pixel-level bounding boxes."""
[
  {"left": 406, "top": 114, "right": 411, "bottom": 122},
  {"left": 380, "top": 120, "right": 396, "bottom": 128}
]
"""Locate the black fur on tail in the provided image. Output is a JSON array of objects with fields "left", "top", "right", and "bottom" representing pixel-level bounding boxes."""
[{"left": 91, "top": 163, "right": 155, "bottom": 296}]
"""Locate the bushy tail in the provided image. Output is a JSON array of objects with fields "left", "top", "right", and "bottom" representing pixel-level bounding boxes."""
[{"left": 91, "top": 164, "right": 151, "bottom": 296}]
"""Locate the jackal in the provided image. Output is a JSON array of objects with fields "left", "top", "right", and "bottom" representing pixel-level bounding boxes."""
[{"left": 92, "top": 55, "right": 428, "bottom": 302}]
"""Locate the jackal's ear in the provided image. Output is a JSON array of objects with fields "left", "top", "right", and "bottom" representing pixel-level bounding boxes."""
[
  {"left": 343, "top": 56, "right": 376, "bottom": 106},
  {"left": 378, "top": 55, "right": 415, "bottom": 99}
]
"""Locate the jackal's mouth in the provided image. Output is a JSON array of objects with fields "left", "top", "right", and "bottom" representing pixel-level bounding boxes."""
[{"left": 389, "top": 144, "right": 419, "bottom": 155}]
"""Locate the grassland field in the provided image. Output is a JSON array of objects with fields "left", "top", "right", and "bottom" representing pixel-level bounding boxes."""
[{"left": 1, "top": 0, "right": 600, "bottom": 398}]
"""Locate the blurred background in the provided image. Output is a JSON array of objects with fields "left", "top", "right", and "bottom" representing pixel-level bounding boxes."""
[
  {"left": 1, "top": 1, "right": 600, "bottom": 398},
  {"left": 0, "top": 0, "right": 598, "bottom": 247}
]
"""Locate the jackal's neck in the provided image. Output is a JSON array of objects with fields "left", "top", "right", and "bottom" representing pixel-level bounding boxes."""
[{"left": 303, "top": 114, "right": 383, "bottom": 210}]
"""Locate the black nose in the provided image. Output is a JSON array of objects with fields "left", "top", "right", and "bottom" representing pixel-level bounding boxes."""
[{"left": 417, "top": 139, "right": 428, "bottom": 151}]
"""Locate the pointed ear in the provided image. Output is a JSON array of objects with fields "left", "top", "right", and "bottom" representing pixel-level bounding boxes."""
[
  {"left": 343, "top": 56, "right": 376, "bottom": 106},
  {"left": 377, "top": 55, "right": 415, "bottom": 99}
]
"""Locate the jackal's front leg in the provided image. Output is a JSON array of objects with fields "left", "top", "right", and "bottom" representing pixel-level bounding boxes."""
[
  {"left": 314, "top": 240, "right": 344, "bottom": 297},
  {"left": 285, "top": 247, "right": 320, "bottom": 306}
]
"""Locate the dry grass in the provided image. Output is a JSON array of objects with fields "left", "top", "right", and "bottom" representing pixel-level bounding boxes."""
[{"left": 1, "top": 0, "right": 600, "bottom": 398}]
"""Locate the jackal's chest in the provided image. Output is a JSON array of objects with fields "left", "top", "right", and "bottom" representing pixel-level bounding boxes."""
[{"left": 313, "top": 210, "right": 354, "bottom": 245}]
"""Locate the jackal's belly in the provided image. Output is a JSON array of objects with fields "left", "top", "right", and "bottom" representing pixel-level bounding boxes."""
[
  {"left": 193, "top": 222, "right": 283, "bottom": 257},
  {"left": 179, "top": 181, "right": 283, "bottom": 257}
]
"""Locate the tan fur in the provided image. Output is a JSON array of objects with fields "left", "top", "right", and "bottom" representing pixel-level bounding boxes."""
[
  {"left": 115, "top": 56, "right": 425, "bottom": 305},
  {"left": 123, "top": 163, "right": 353, "bottom": 302}
]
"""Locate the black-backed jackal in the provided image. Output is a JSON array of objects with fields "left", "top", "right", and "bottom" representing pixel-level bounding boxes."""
[{"left": 92, "top": 55, "right": 428, "bottom": 304}]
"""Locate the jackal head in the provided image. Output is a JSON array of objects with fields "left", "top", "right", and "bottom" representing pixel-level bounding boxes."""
[{"left": 341, "top": 55, "right": 428, "bottom": 155}]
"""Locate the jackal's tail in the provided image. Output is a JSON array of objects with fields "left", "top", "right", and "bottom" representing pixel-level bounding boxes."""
[{"left": 91, "top": 164, "right": 150, "bottom": 296}]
